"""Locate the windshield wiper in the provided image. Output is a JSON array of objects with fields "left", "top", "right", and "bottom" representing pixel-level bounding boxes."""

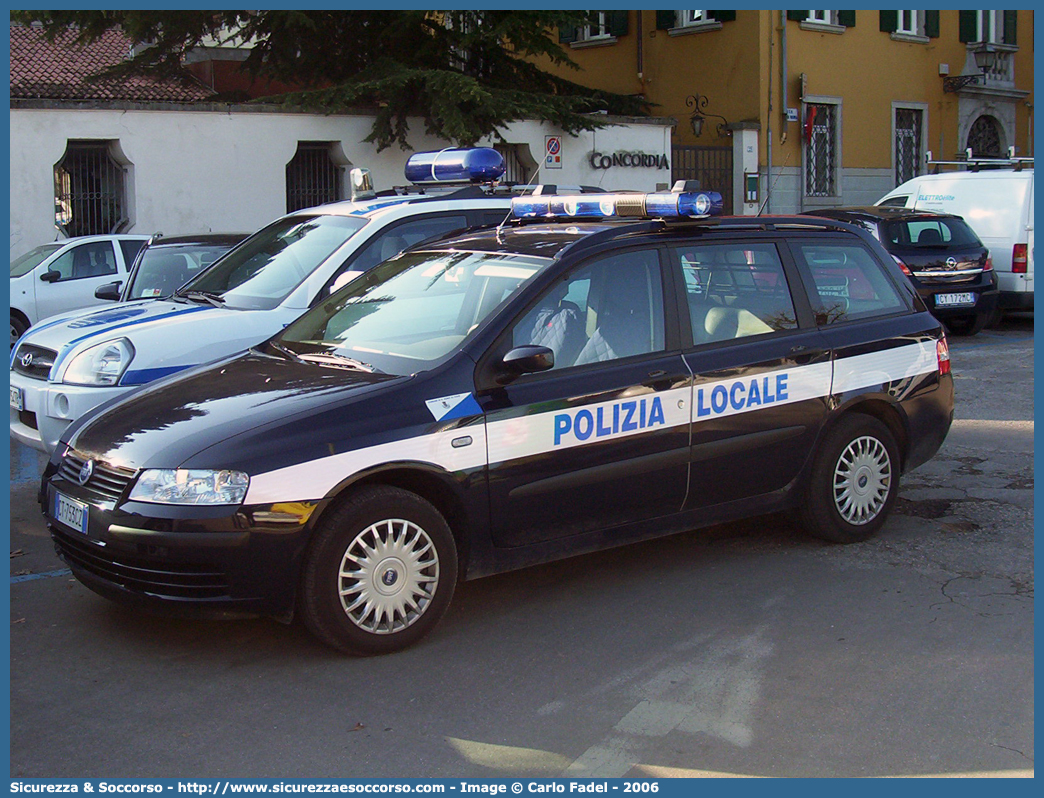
[
  {"left": 298, "top": 352, "right": 380, "bottom": 373},
  {"left": 180, "top": 290, "right": 226, "bottom": 308},
  {"left": 268, "top": 341, "right": 305, "bottom": 363}
]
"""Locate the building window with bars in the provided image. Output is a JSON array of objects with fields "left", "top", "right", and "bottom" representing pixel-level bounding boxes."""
[
  {"left": 967, "top": 115, "right": 1003, "bottom": 158},
  {"left": 53, "top": 141, "right": 128, "bottom": 238},
  {"left": 804, "top": 102, "right": 838, "bottom": 198},
  {"left": 286, "top": 143, "right": 345, "bottom": 213},
  {"left": 492, "top": 144, "right": 532, "bottom": 185},
  {"left": 894, "top": 107, "right": 923, "bottom": 186}
]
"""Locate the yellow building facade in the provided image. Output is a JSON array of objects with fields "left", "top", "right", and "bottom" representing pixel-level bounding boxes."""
[{"left": 540, "top": 10, "right": 1034, "bottom": 214}]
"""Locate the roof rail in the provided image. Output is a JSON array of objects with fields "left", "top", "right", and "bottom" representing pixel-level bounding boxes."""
[
  {"left": 925, "top": 147, "right": 1034, "bottom": 173},
  {"left": 531, "top": 214, "right": 876, "bottom": 260},
  {"left": 509, "top": 213, "right": 871, "bottom": 239}
]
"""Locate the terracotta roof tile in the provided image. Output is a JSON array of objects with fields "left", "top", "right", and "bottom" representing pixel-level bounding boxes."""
[{"left": 10, "top": 25, "right": 216, "bottom": 103}]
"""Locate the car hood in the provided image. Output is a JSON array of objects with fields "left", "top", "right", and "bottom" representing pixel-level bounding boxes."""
[
  {"left": 16, "top": 299, "right": 301, "bottom": 384},
  {"left": 67, "top": 351, "right": 404, "bottom": 469}
]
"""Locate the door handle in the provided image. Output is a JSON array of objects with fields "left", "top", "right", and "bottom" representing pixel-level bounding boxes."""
[{"left": 643, "top": 369, "right": 673, "bottom": 391}]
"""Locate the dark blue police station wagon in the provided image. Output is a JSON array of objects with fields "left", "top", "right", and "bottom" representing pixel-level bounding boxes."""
[{"left": 41, "top": 187, "right": 954, "bottom": 655}]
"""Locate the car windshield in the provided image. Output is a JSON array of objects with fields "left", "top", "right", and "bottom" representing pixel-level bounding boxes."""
[
  {"left": 10, "top": 243, "right": 63, "bottom": 277},
  {"left": 884, "top": 217, "right": 983, "bottom": 249},
  {"left": 178, "top": 215, "right": 367, "bottom": 310},
  {"left": 125, "top": 244, "right": 239, "bottom": 300},
  {"left": 271, "top": 249, "right": 552, "bottom": 376}
]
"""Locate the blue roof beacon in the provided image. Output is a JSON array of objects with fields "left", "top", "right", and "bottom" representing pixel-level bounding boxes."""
[
  {"left": 510, "top": 186, "right": 725, "bottom": 219},
  {"left": 403, "top": 147, "right": 507, "bottom": 184}
]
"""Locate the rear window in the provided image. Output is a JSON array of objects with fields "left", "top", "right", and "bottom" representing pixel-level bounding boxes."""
[
  {"left": 796, "top": 243, "right": 909, "bottom": 325},
  {"left": 883, "top": 217, "right": 982, "bottom": 249}
]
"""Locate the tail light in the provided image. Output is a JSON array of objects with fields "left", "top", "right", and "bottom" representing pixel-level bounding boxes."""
[
  {"left": 983, "top": 256, "right": 993, "bottom": 271},
  {"left": 891, "top": 254, "right": 913, "bottom": 276},
  {"left": 936, "top": 336, "right": 951, "bottom": 376},
  {"left": 1012, "top": 244, "right": 1028, "bottom": 274}
]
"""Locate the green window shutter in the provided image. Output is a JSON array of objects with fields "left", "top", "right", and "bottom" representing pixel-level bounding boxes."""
[
  {"left": 1003, "top": 10, "right": 1017, "bottom": 45},
  {"left": 709, "top": 10, "right": 736, "bottom": 23},
  {"left": 608, "top": 10, "right": 629, "bottom": 37},
  {"left": 879, "top": 10, "right": 898, "bottom": 33},
  {"left": 924, "top": 11, "right": 940, "bottom": 39},
  {"left": 787, "top": 11, "right": 808, "bottom": 23},
  {"left": 958, "top": 10, "right": 977, "bottom": 43},
  {"left": 837, "top": 10, "right": 856, "bottom": 27},
  {"left": 559, "top": 25, "right": 578, "bottom": 44},
  {"left": 655, "top": 11, "right": 676, "bottom": 30}
]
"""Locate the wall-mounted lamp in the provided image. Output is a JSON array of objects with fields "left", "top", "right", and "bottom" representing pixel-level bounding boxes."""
[
  {"left": 686, "top": 93, "right": 731, "bottom": 138},
  {"left": 943, "top": 42, "right": 998, "bottom": 93}
]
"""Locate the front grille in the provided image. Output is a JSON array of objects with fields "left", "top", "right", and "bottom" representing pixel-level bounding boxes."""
[
  {"left": 52, "top": 526, "right": 231, "bottom": 599},
  {"left": 58, "top": 449, "right": 136, "bottom": 502},
  {"left": 18, "top": 410, "right": 37, "bottom": 430},
  {"left": 12, "top": 344, "right": 57, "bottom": 380}
]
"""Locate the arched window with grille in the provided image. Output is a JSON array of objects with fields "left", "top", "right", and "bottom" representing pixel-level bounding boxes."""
[
  {"left": 967, "top": 115, "right": 1003, "bottom": 158},
  {"left": 53, "top": 140, "right": 129, "bottom": 237},
  {"left": 492, "top": 143, "right": 533, "bottom": 185},
  {"left": 286, "top": 142, "right": 346, "bottom": 213}
]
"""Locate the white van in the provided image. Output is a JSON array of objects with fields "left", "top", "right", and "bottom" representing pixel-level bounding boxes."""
[{"left": 877, "top": 164, "right": 1033, "bottom": 315}]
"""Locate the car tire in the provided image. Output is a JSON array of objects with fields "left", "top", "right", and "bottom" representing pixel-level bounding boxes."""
[
  {"left": 944, "top": 313, "right": 988, "bottom": 337},
  {"left": 799, "top": 414, "right": 901, "bottom": 544},
  {"left": 299, "top": 485, "right": 458, "bottom": 655},
  {"left": 10, "top": 313, "right": 28, "bottom": 350}
]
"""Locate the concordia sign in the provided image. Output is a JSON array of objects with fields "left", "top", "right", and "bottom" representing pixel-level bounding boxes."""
[{"left": 589, "top": 150, "right": 669, "bottom": 170}]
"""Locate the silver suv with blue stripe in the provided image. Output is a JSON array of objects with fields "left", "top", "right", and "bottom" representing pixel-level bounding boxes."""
[
  {"left": 11, "top": 149, "right": 518, "bottom": 454},
  {"left": 40, "top": 186, "right": 954, "bottom": 656}
]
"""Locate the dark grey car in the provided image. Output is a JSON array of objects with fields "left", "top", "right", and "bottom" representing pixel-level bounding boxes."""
[{"left": 803, "top": 207, "right": 998, "bottom": 336}]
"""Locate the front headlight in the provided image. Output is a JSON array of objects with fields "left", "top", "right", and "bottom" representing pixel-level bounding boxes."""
[
  {"left": 63, "top": 338, "right": 134, "bottom": 386},
  {"left": 128, "top": 469, "right": 250, "bottom": 505}
]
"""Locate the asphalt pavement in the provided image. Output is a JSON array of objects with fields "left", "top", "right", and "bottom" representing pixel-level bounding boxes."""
[{"left": 8, "top": 317, "right": 1034, "bottom": 778}]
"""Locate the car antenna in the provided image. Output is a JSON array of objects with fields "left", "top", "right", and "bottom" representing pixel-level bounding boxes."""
[
  {"left": 496, "top": 164, "right": 541, "bottom": 244},
  {"left": 757, "top": 148, "right": 792, "bottom": 217}
]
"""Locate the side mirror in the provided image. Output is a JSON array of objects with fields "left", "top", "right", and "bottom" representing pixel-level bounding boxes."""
[
  {"left": 39, "top": 270, "right": 60, "bottom": 283},
  {"left": 498, "top": 345, "right": 554, "bottom": 383},
  {"left": 94, "top": 281, "right": 122, "bottom": 301}
]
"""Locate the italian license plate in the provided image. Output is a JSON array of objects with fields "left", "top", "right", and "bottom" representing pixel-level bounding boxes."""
[
  {"left": 936, "top": 292, "right": 976, "bottom": 308},
  {"left": 10, "top": 386, "right": 23, "bottom": 411},
  {"left": 54, "top": 491, "right": 89, "bottom": 535}
]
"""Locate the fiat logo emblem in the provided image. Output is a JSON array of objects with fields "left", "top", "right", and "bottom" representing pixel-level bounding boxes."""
[
  {"left": 946, "top": 257, "right": 957, "bottom": 268},
  {"left": 19, "top": 352, "right": 33, "bottom": 368},
  {"left": 77, "top": 459, "right": 94, "bottom": 486}
]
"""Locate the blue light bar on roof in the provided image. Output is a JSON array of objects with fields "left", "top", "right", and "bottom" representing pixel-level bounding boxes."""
[
  {"left": 404, "top": 147, "right": 506, "bottom": 184},
  {"left": 510, "top": 190, "right": 724, "bottom": 220}
]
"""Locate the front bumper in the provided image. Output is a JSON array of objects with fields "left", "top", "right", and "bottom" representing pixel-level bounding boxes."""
[
  {"left": 9, "top": 372, "right": 128, "bottom": 454},
  {"left": 41, "top": 465, "right": 321, "bottom": 619}
]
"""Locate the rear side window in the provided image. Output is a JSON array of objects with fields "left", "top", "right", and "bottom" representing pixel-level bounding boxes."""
[
  {"left": 673, "top": 243, "right": 798, "bottom": 345},
  {"left": 883, "top": 218, "right": 982, "bottom": 249},
  {"left": 796, "top": 243, "right": 908, "bottom": 325}
]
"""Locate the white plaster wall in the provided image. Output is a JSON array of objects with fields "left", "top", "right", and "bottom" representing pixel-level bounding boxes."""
[{"left": 9, "top": 106, "right": 674, "bottom": 259}]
